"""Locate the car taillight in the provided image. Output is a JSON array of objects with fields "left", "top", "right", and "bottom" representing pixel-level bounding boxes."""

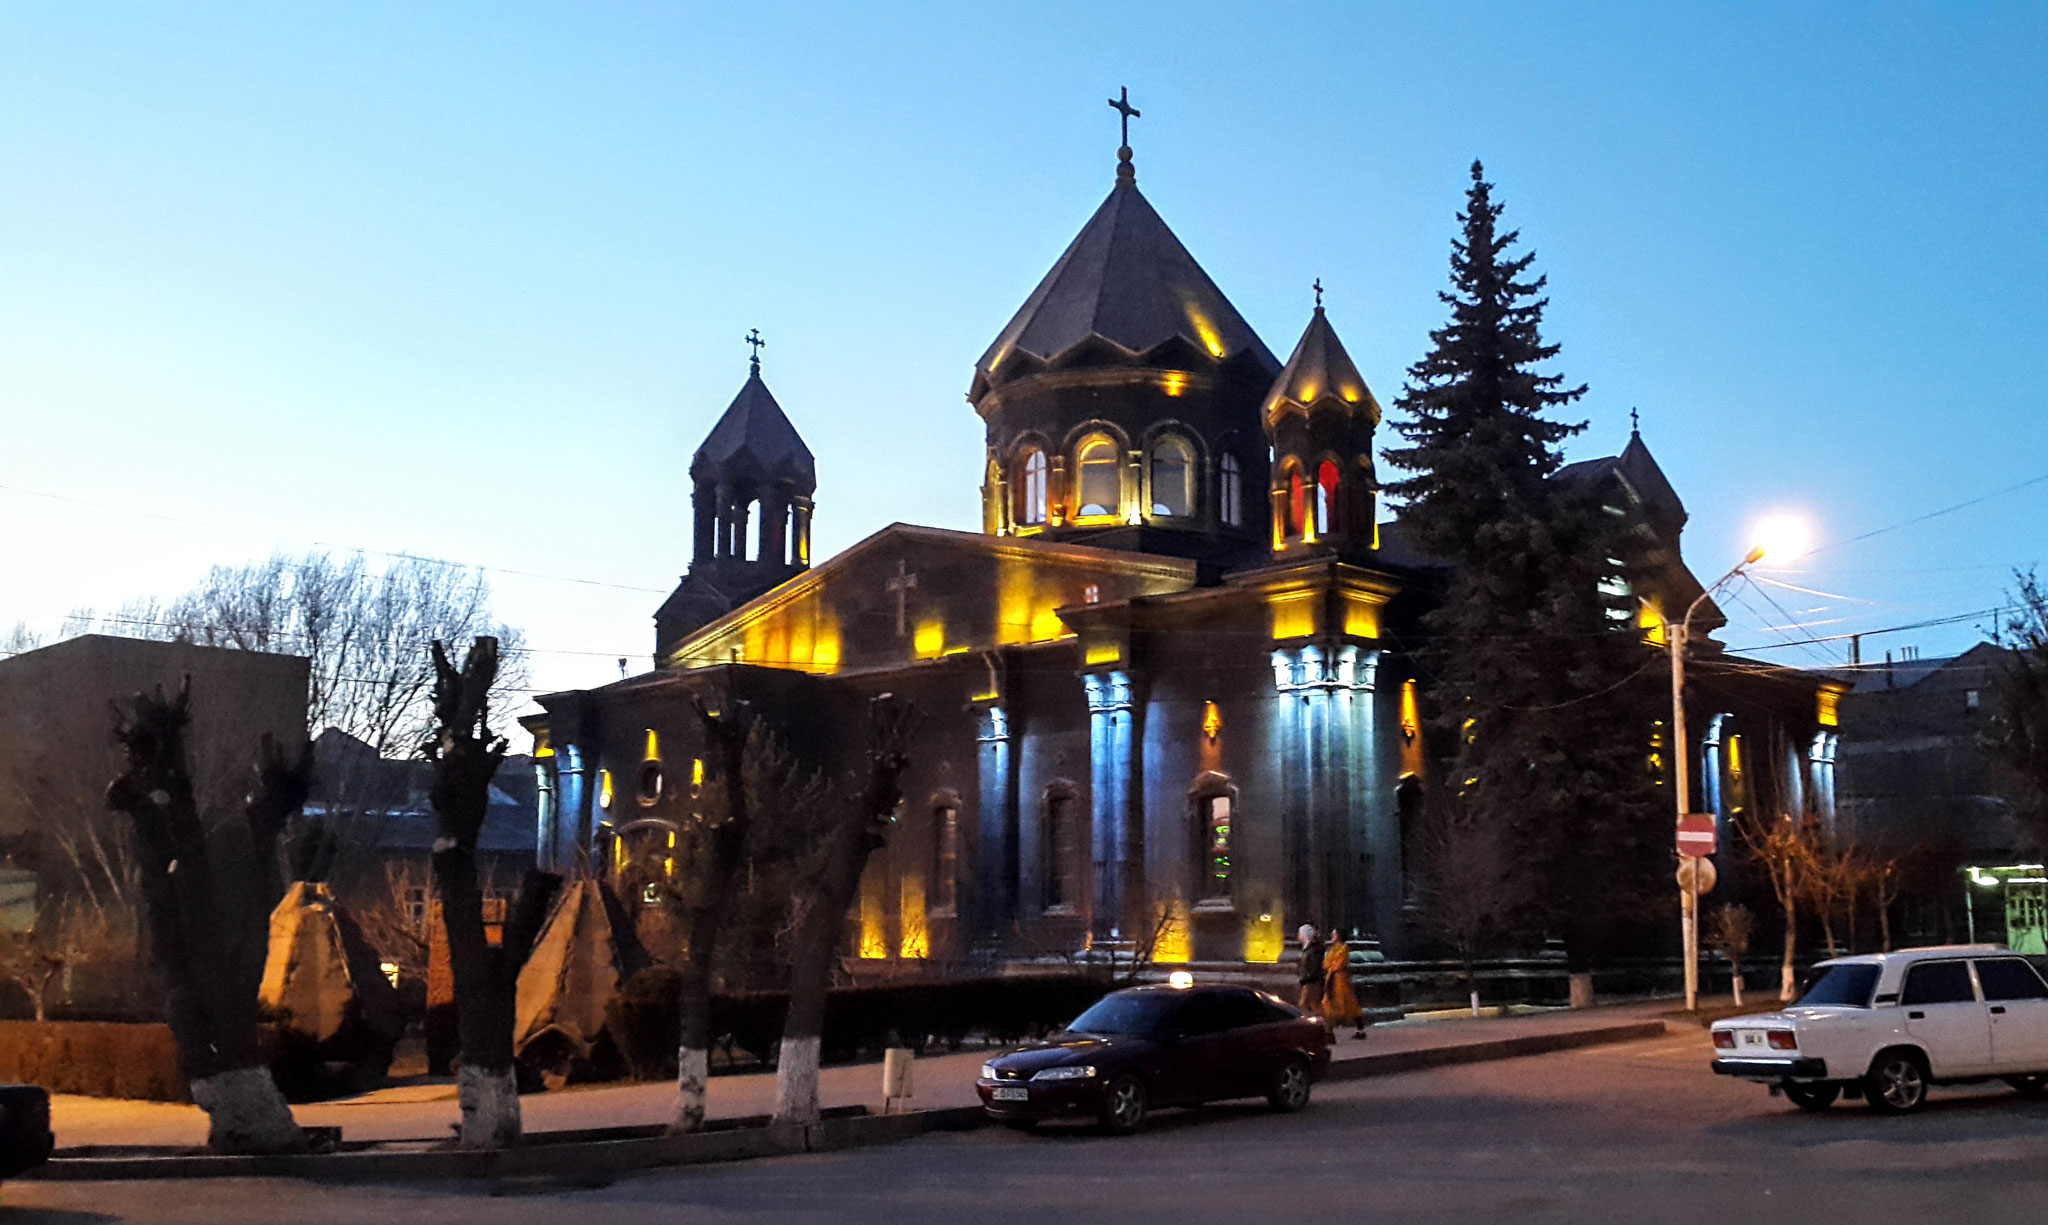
[
  {"left": 1767, "top": 1030, "right": 1798, "bottom": 1050},
  {"left": 1712, "top": 1030, "right": 1735, "bottom": 1049}
]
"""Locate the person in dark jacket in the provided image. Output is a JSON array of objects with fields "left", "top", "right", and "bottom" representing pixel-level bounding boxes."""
[{"left": 1296, "top": 923, "right": 1326, "bottom": 1012}]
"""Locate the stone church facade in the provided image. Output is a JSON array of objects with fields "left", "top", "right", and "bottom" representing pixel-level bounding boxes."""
[{"left": 524, "top": 137, "right": 1838, "bottom": 971}]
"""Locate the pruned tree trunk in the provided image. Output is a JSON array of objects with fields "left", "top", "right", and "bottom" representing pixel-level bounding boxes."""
[
  {"left": 425, "top": 638, "right": 561, "bottom": 1150},
  {"left": 774, "top": 698, "right": 914, "bottom": 1127},
  {"left": 1780, "top": 895, "right": 1798, "bottom": 1002},
  {"left": 106, "top": 681, "right": 312, "bottom": 1154},
  {"left": 669, "top": 693, "right": 755, "bottom": 1134}
]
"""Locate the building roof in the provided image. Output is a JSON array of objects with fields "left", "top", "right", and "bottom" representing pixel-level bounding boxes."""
[
  {"left": 689, "top": 362, "right": 816, "bottom": 491},
  {"left": 308, "top": 727, "right": 534, "bottom": 855},
  {"left": 1555, "top": 431, "right": 1687, "bottom": 533},
  {"left": 973, "top": 159, "right": 1276, "bottom": 392},
  {"left": 1260, "top": 306, "right": 1381, "bottom": 426}
]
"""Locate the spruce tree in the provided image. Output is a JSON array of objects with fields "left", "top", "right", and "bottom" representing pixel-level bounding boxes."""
[{"left": 1386, "top": 162, "right": 1664, "bottom": 980}]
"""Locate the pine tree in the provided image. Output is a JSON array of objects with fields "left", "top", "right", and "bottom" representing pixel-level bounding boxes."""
[{"left": 1386, "top": 162, "right": 1663, "bottom": 981}]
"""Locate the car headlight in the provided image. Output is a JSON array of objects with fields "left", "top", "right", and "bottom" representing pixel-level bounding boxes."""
[
  {"left": 980, "top": 1063, "right": 999, "bottom": 1081},
  {"left": 1031, "top": 1065, "right": 1098, "bottom": 1081}
]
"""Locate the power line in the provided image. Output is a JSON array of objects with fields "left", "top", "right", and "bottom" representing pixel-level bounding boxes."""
[{"left": 1804, "top": 468, "right": 2048, "bottom": 558}]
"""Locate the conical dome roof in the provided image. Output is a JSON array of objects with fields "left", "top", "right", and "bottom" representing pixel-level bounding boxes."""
[
  {"left": 690, "top": 363, "right": 816, "bottom": 491},
  {"left": 1261, "top": 306, "right": 1381, "bottom": 426},
  {"left": 973, "top": 166, "right": 1276, "bottom": 398}
]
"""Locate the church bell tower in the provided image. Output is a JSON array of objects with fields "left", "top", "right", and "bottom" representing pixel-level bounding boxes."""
[
  {"left": 1262, "top": 289, "right": 1382, "bottom": 556},
  {"left": 653, "top": 335, "right": 816, "bottom": 661}
]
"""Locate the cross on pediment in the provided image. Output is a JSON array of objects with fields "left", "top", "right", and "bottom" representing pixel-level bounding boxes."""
[{"left": 885, "top": 559, "right": 918, "bottom": 638}]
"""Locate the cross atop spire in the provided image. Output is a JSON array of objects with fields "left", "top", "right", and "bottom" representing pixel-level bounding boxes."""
[
  {"left": 745, "top": 327, "right": 764, "bottom": 373},
  {"left": 1313, "top": 278, "right": 1324, "bottom": 310},
  {"left": 1108, "top": 87, "right": 1140, "bottom": 185},
  {"left": 1630, "top": 405, "right": 1641, "bottom": 435}
]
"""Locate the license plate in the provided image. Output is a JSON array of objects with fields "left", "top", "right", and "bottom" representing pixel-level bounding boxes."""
[
  {"left": 1740, "top": 1031, "right": 1764, "bottom": 1047},
  {"left": 991, "top": 1086, "right": 1029, "bottom": 1102}
]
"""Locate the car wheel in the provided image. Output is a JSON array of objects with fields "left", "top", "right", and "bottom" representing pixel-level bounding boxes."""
[
  {"left": 1267, "top": 1058, "right": 1312, "bottom": 1113},
  {"left": 1783, "top": 1082, "right": 1840, "bottom": 1112},
  {"left": 2003, "top": 1074, "right": 2048, "bottom": 1097},
  {"left": 1865, "top": 1050, "right": 1929, "bottom": 1114},
  {"left": 1098, "top": 1074, "right": 1148, "bottom": 1135}
]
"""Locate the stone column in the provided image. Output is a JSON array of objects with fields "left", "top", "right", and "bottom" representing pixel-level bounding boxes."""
[{"left": 975, "top": 706, "right": 1017, "bottom": 940}]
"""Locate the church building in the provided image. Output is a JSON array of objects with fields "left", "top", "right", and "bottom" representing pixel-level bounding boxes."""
[{"left": 524, "top": 118, "right": 1840, "bottom": 971}]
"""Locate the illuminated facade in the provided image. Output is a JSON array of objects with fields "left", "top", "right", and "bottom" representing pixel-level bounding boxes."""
[{"left": 525, "top": 134, "right": 1840, "bottom": 970}]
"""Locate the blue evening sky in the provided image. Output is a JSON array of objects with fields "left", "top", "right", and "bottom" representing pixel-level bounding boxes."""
[{"left": 3, "top": 2, "right": 2044, "bottom": 703}]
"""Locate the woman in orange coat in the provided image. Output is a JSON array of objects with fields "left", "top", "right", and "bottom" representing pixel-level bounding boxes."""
[{"left": 1320, "top": 929, "right": 1366, "bottom": 1038}]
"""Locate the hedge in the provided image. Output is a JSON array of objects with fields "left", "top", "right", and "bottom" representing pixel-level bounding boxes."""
[
  {"left": 0, "top": 1020, "right": 187, "bottom": 1102},
  {"left": 605, "top": 971, "right": 1114, "bottom": 1082}
]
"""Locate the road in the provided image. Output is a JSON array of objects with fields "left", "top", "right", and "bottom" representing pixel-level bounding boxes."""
[{"left": 11, "top": 1029, "right": 2048, "bottom": 1224}]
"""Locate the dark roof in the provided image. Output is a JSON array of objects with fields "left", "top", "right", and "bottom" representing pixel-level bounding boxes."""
[
  {"left": 690, "top": 364, "right": 816, "bottom": 491},
  {"left": 309, "top": 728, "right": 534, "bottom": 855},
  {"left": 1261, "top": 306, "right": 1381, "bottom": 426},
  {"left": 1556, "top": 431, "right": 1686, "bottom": 532},
  {"left": 974, "top": 165, "right": 1276, "bottom": 388}
]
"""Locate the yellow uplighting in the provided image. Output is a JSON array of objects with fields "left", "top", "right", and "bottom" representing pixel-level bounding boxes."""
[
  {"left": 1341, "top": 591, "right": 1381, "bottom": 639},
  {"left": 1400, "top": 680, "right": 1425, "bottom": 775},
  {"left": 1161, "top": 372, "right": 1188, "bottom": 397},
  {"left": 532, "top": 730, "right": 554, "bottom": 759},
  {"left": 690, "top": 758, "right": 705, "bottom": 791},
  {"left": 1269, "top": 591, "right": 1317, "bottom": 640},
  {"left": 1201, "top": 701, "right": 1222, "bottom": 741},
  {"left": 1243, "top": 911, "right": 1283, "bottom": 964},
  {"left": 899, "top": 876, "right": 929, "bottom": 959},
  {"left": 1153, "top": 899, "right": 1191, "bottom": 963},
  {"left": 1751, "top": 513, "right": 1811, "bottom": 564},
  {"left": 1188, "top": 312, "right": 1225, "bottom": 358},
  {"left": 597, "top": 769, "right": 613, "bottom": 810},
  {"left": 913, "top": 620, "right": 945, "bottom": 659},
  {"left": 859, "top": 880, "right": 888, "bottom": 960},
  {"left": 1638, "top": 601, "right": 1667, "bottom": 646},
  {"left": 643, "top": 729, "right": 659, "bottom": 761},
  {"left": 1085, "top": 643, "right": 1123, "bottom": 666},
  {"left": 1818, "top": 687, "right": 1841, "bottom": 728}
]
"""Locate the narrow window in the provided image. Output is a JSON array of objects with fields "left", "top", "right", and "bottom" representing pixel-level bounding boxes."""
[
  {"left": 1204, "top": 794, "right": 1232, "bottom": 896},
  {"left": 1076, "top": 436, "right": 1120, "bottom": 518},
  {"left": 1316, "top": 461, "right": 1339, "bottom": 537},
  {"left": 1150, "top": 436, "right": 1193, "bottom": 517},
  {"left": 933, "top": 801, "right": 960, "bottom": 915},
  {"left": 1966, "top": 689, "right": 1981, "bottom": 712},
  {"left": 746, "top": 499, "right": 764, "bottom": 561},
  {"left": 1017, "top": 447, "right": 1048, "bottom": 526},
  {"left": 1220, "top": 454, "right": 1242, "bottom": 527},
  {"left": 1286, "top": 464, "right": 1306, "bottom": 538},
  {"left": 1046, "top": 791, "right": 1079, "bottom": 911}
]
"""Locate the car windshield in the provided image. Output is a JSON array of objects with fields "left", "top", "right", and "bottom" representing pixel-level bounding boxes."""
[
  {"left": 1066, "top": 993, "right": 1183, "bottom": 1037},
  {"left": 1796, "top": 963, "right": 1881, "bottom": 1008}
]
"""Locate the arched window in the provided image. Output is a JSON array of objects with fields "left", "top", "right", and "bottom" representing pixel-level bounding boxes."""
[
  {"left": 1285, "top": 463, "right": 1307, "bottom": 538},
  {"left": 1017, "top": 447, "right": 1048, "bottom": 526},
  {"left": 746, "top": 499, "right": 763, "bottom": 561},
  {"left": 1219, "top": 454, "right": 1242, "bottom": 527},
  {"left": 1188, "top": 774, "right": 1236, "bottom": 902},
  {"left": 1316, "top": 461, "right": 1339, "bottom": 537},
  {"left": 1149, "top": 436, "right": 1193, "bottom": 517},
  {"left": 1044, "top": 785, "right": 1081, "bottom": 912},
  {"left": 1075, "top": 436, "right": 1121, "bottom": 519}
]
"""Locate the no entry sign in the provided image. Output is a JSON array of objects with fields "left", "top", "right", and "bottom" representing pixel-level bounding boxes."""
[{"left": 1676, "top": 813, "right": 1717, "bottom": 858}]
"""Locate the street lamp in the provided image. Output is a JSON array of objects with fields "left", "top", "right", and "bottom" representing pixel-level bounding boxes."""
[{"left": 1667, "top": 531, "right": 1788, "bottom": 1012}]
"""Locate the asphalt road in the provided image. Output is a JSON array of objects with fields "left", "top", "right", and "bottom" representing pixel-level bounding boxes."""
[{"left": 11, "top": 1029, "right": 2048, "bottom": 1224}]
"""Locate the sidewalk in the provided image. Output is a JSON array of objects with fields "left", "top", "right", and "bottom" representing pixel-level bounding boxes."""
[{"left": 46, "top": 999, "right": 1679, "bottom": 1151}]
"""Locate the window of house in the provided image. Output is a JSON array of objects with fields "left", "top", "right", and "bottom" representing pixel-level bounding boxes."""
[
  {"left": 1075, "top": 436, "right": 1121, "bottom": 518},
  {"left": 933, "top": 800, "right": 960, "bottom": 916},
  {"left": 1045, "top": 790, "right": 1080, "bottom": 911},
  {"left": 405, "top": 885, "right": 428, "bottom": 934},
  {"left": 1316, "top": 460, "right": 1339, "bottom": 537},
  {"left": 1220, "top": 454, "right": 1242, "bottom": 527},
  {"left": 1150, "top": 436, "right": 1193, "bottom": 517},
  {"left": 1966, "top": 689, "right": 1981, "bottom": 712},
  {"left": 1017, "top": 447, "right": 1048, "bottom": 526},
  {"left": 1202, "top": 793, "right": 1232, "bottom": 898}
]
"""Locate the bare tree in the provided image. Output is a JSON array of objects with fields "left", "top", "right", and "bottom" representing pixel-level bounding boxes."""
[
  {"left": 1706, "top": 904, "right": 1754, "bottom": 1007},
  {"left": 352, "top": 858, "right": 434, "bottom": 987},
  {"left": 105, "top": 680, "right": 312, "bottom": 1154},
  {"left": 1738, "top": 811, "right": 1821, "bottom": 1002},
  {"left": 772, "top": 697, "right": 915, "bottom": 1126},
  {"left": 1872, "top": 855, "right": 1903, "bottom": 952},
  {"left": 424, "top": 638, "right": 560, "bottom": 1150},
  {"left": 1992, "top": 569, "right": 2048, "bottom": 847},
  {"left": 1417, "top": 789, "right": 1527, "bottom": 1016},
  {"left": 0, "top": 900, "right": 139, "bottom": 1023}
]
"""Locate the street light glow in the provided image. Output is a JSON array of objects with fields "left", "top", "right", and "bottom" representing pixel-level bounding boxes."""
[{"left": 1750, "top": 514, "right": 1810, "bottom": 564}]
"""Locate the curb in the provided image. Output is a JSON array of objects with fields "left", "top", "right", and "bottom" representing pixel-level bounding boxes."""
[
  {"left": 1323, "top": 1020, "right": 1668, "bottom": 1081},
  {"left": 28, "top": 1021, "right": 1667, "bottom": 1182}
]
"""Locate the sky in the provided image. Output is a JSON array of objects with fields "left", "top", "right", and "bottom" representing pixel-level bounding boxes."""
[{"left": 3, "top": 2, "right": 2045, "bottom": 712}]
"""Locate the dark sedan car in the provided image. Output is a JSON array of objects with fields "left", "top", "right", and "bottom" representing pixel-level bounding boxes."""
[
  {"left": 976, "top": 983, "right": 1332, "bottom": 1133},
  {"left": 0, "top": 1084, "right": 54, "bottom": 1183}
]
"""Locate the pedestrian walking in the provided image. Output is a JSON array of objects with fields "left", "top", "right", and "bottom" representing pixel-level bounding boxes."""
[
  {"left": 1296, "top": 923, "right": 1326, "bottom": 1013},
  {"left": 1321, "top": 928, "right": 1366, "bottom": 1038}
]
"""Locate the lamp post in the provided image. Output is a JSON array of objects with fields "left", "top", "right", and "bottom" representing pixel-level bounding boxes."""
[{"left": 1668, "top": 544, "right": 1765, "bottom": 1013}]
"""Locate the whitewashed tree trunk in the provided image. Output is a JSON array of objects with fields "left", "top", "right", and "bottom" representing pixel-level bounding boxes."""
[
  {"left": 1731, "top": 965, "right": 1745, "bottom": 1007},
  {"left": 673, "top": 1046, "right": 708, "bottom": 1132},
  {"left": 189, "top": 1066, "right": 303, "bottom": 1154},
  {"left": 456, "top": 1064, "right": 521, "bottom": 1150},
  {"left": 1568, "top": 972, "right": 1593, "bottom": 1010},
  {"left": 1469, "top": 990, "right": 1481, "bottom": 1017},
  {"left": 1780, "top": 907, "right": 1798, "bottom": 1002},
  {"left": 774, "top": 1034, "right": 822, "bottom": 1125}
]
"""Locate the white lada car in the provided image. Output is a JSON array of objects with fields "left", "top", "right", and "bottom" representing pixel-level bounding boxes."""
[{"left": 1710, "top": 945, "right": 2048, "bottom": 1114}]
